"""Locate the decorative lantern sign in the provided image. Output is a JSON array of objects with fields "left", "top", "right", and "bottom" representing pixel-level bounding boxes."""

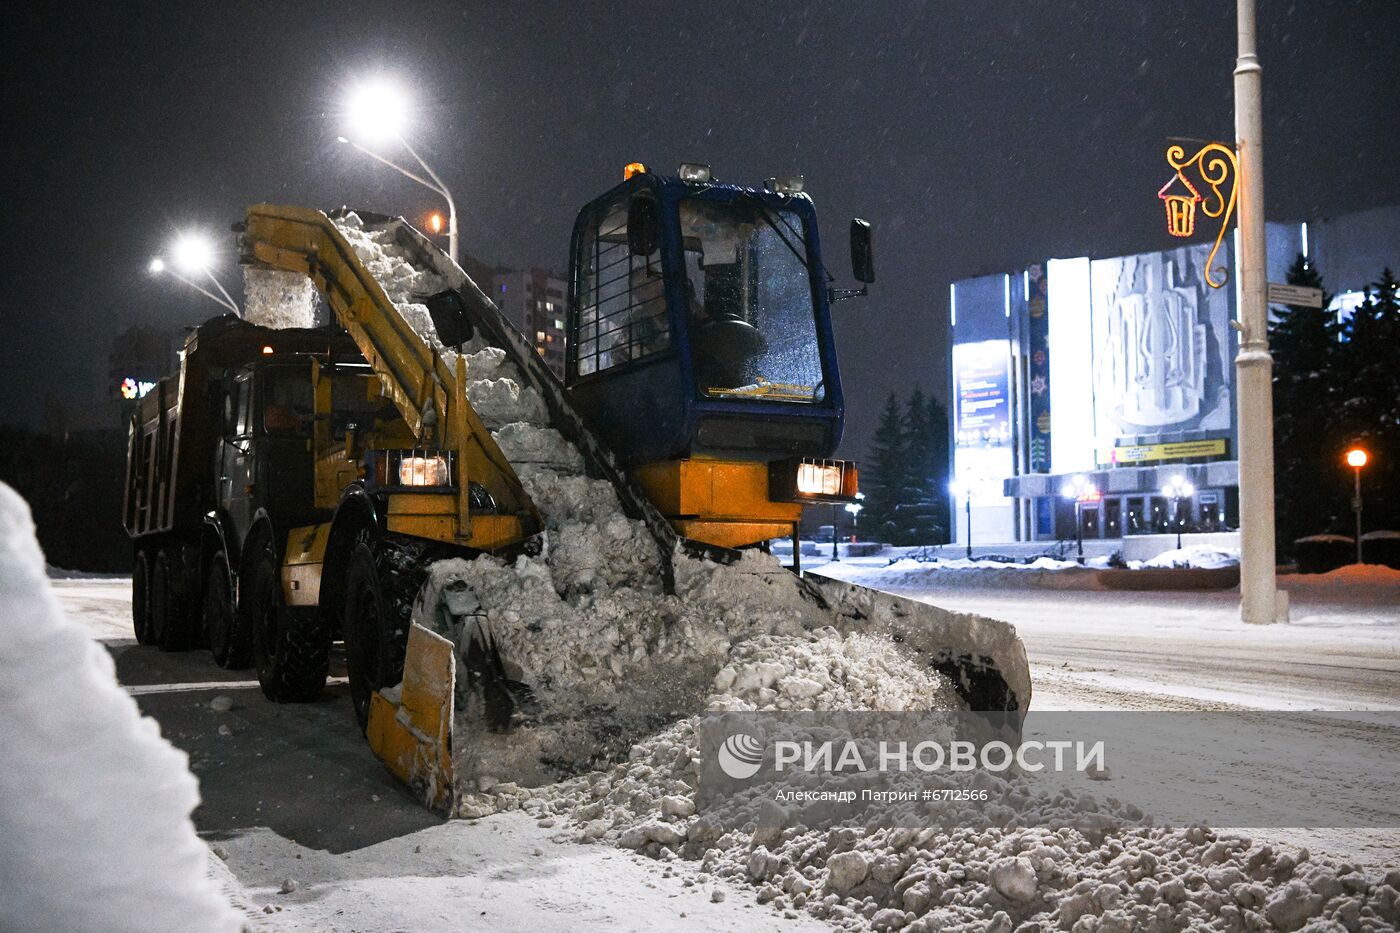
[
  {"left": 1157, "top": 172, "right": 1202, "bottom": 237},
  {"left": 1160, "top": 142, "right": 1239, "bottom": 289}
]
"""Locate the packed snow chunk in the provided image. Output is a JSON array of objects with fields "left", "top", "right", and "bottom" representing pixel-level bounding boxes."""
[
  {"left": 492, "top": 422, "right": 584, "bottom": 471},
  {"left": 243, "top": 266, "right": 319, "bottom": 329},
  {"left": 0, "top": 483, "right": 240, "bottom": 933},
  {"left": 468, "top": 377, "right": 550, "bottom": 429}
]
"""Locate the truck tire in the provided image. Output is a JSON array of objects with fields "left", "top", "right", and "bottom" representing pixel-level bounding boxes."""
[
  {"left": 205, "top": 551, "right": 250, "bottom": 669},
  {"left": 132, "top": 549, "right": 154, "bottom": 645},
  {"left": 151, "top": 547, "right": 198, "bottom": 651},
  {"left": 343, "top": 537, "right": 429, "bottom": 731},
  {"left": 245, "top": 539, "right": 330, "bottom": 703}
]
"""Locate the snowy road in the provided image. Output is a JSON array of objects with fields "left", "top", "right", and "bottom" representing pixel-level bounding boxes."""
[
  {"left": 810, "top": 560, "right": 1400, "bottom": 712},
  {"left": 54, "top": 579, "right": 825, "bottom": 933}
]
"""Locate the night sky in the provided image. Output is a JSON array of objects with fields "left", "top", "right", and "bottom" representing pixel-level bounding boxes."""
[{"left": 4, "top": 1, "right": 1398, "bottom": 459}]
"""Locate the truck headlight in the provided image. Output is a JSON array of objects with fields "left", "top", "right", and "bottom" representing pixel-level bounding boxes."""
[{"left": 399, "top": 455, "right": 450, "bottom": 487}]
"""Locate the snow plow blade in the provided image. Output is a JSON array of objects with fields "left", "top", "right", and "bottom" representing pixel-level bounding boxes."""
[
  {"left": 800, "top": 573, "right": 1031, "bottom": 713},
  {"left": 365, "top": 623, "right": 458, "bottom": 815}
]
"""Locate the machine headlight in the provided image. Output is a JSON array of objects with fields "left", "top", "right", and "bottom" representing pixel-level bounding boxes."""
[
  {"left": 399, "top": 454, "right": 450, "bottom": 487},
  {"left": 372, "top": 450, "right": 455, "bottom": 488},
  {"left": 796, "top": 462, "right": 842, "bottom": 496},
  {"left": 770, "top": 457, "right": 859, "bottom": 503},
  {"left": 678, "top": 162, "right": 712, "bottom": 184}
]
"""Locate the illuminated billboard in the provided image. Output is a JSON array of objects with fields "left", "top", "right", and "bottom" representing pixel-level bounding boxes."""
[{"left": 953, "top": 339, "right": 1014, "bottom": 505}]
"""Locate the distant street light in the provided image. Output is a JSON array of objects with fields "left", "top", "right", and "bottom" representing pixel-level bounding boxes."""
[
  {"left": 1060, "top": 474, "right": 1099, "bottom": 565},
  {"left": 1345, "top": 447, "right": 1369, "bottom": 564},
  {"left": 843, "top": 493, "right": 865, "bottom": 542},
  {"left": 339, "top": 76, "right": 459, "bottom": 263},
  {"left": 149, "top": 232, "right": 241, "bottom": 316},
  {"left": 949, "top": 480, "right": 972, "bottom": 560},
  {"left": 1160, "top": 474, "right": 1196, "bottom": 550}
]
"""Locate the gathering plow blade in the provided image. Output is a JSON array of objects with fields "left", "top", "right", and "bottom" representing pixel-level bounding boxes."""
[{"left": 365, "top": 623, "right": 458, "bottom": 815}]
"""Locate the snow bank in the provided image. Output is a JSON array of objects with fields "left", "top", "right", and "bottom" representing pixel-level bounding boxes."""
[
  {"left": 1136, "top": 544, "right": 1239, "bottom": 570},
  {"left": 0, "top": 483, "right": 240, "bottom": 933}
]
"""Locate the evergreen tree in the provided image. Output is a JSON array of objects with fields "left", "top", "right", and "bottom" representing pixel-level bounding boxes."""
[
  {"left": 861, "top": 392, "right": 908, "bottom": 544},
  {"left": 1270, "top": 254, "right": 1342, "bottom": 548},
  {"left": 897, "top": 388, "right": 944, "bottom": 544},
  {"left": 923, "top": 393, "right": 953, "bottom": 541},
  {"left": 1337, "top": 268, "right": 1400, "bottom": 537}
]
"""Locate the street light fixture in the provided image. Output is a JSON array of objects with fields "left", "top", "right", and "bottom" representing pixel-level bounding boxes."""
[
  {"left": 148, "top": 232, "right": 241, "bottom": 316},
  {"left": 339, "top": 76, "right": 459, "bottom": 263},
  {"left": 1345, "top": 447, "right": 1368, "bottom": 565},
  {"left": 949, "top": 480, "right": 972, "bottom": 560},
  {"left": 1060, "top": 474, "right": 1098, "bottom": 564},
  {"left": 1160, "top": 474, "right": 1196, "bottom": 550}
]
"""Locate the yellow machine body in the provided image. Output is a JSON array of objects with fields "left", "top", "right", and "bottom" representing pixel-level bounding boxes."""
[{"left": 631, "top": 458, "right": 801, "bottom": 549}]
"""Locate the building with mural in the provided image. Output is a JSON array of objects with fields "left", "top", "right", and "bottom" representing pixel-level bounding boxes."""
[{"left": 948, "top": 203, "right": 1400, "bottom": 546}]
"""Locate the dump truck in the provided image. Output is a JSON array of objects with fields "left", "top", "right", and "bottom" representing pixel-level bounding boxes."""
[{"left": 124, "top": 163, "right": 1030, "bottom": 812}]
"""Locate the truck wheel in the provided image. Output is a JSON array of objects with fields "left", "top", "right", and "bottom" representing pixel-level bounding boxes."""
[
  {"left": 343, "top": 540, "right": 422, "bottom": 731},
  {"left": 246, "top": 540, "right": 330, "bottom": 703},
  {"left": 205, "top": 552, "right": 250, "bottom": 669},
  {"left": 151, "top": 548, "right": 197, "bottom": 651},
  {"left": 132, "top": 550, "right": 154, "bottom": 645}
]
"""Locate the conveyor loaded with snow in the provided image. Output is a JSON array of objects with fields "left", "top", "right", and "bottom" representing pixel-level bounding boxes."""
[{"left": 235, "top": 213, "right": 1400, "bottom": 932}]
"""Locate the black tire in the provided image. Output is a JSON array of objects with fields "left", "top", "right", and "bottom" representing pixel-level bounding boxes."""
[
  {"left": 151, "top": 548, "right": 198, "bottom": 651},
  {"left": 343, "top": 537, "right": 429, "bottom": 731},
  {"left": 132, "top": 549, "right": 153, "bottom": 645},
  {"left": 205, "top": 551, "right": 250, "bottom": 669},
  {"left": 245, "top": 538, "right": 330, "bottom": 703}
]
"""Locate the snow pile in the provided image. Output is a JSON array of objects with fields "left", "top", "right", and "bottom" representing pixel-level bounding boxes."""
[
  {"left": 1136, "top": 545, "right": 1239, "bottom": 570},
  {"left": 244, "top": 266, "right": 319, "bottom": 328},
  {"left": 0, "top": 483, "right": 241, "bottom": 933}
]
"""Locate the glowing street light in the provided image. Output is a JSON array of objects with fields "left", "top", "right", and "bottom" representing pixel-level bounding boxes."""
[
  {"left": 1345, "top": 447, "right": 1369, "bottom": 565},
  {"left": 338, "top": 76, "right": 458, "bottom": 263},
  {"left": 1160, "top": 474, "right": 1196, "bottom": 550},
  {"left": 149, "top": 231, "right": 241, "bottom": 316},
  {"left": 1060, "top": 474, "right": 1099, "bottom": 565}
]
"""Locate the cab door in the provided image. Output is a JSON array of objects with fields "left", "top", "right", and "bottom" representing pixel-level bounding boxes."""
[{"left": 219, "top": 371, "right": 255, "bottom": 544}]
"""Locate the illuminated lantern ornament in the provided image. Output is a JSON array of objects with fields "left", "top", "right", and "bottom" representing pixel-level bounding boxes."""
[
  {"left": 1163, "top": 142, "right": 1239, "bottom": 288},
  {"left": 119, "top": 377, "right": 139, "bottom": 399},
  {"left": 1157, "top": 172, "right": 1202, "bottom": 238}
]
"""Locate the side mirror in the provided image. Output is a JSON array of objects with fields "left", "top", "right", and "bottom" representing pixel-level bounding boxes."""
[
  {"left": 850, "top": 218, "right": 875, "bottom": 284},
  {"left": 628, "top": 197, "right": 660, "bottom": 256}
]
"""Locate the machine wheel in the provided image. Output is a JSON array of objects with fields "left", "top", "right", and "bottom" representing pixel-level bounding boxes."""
[
  {"left": 343, "top": 537, "right": 429, "bottom": 731},
  {"left": 246, "top": 538, "right": 330, "bottom": 702},
  {"left": 151, "top": 547, "right": 197, "bottom": 651},
  {"left": 132, "top": 549, "right": 154, "bottom": 645},
  {"left": 205, "top": 551, "right": 250, "bottom": 669}
]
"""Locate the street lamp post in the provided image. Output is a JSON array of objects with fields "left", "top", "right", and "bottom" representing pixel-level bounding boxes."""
[
  {"left": 1061, "top": 475, "right": 1098, "bottom": 565},
  {"left": 1161, "top": 474, "right": 1196, "bottom": 550},
  {"left": 949, "top": 481, "right": 972, "bottom": 560},
  {"left": 830, "top": 504, "right": 841, "bottom": 562},
  {"left": 340, "top": 78, "right": 459, "bottom": 264},
  {"left": 1346, "top": 447, "right": 1368, "bottom": 565},
  {"left": 1234, "top": 0, "right": 1283, "bottom": 623}
]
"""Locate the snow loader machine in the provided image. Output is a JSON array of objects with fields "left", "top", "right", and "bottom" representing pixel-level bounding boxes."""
[{"left": 123, "top": 161, "right": 1030, "bottom": 814}]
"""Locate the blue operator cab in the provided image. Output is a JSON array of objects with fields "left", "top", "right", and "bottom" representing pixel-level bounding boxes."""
[{"left": 563, "top": 162, "right": 874, "bottom": 549}]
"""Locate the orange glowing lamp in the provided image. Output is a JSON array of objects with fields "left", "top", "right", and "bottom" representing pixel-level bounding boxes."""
[
  {"left": 624, "top": 161, "right": 647, "bottom": 180},
  {"left": 1345, "top": 448, "right": 1368, "bottom": 469},
  {"left": 427, "top": 212, "right": 444, "bottom": 234},
  {"left": 1158, "top": 171, "right": 1202, "bottom": 238}
]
